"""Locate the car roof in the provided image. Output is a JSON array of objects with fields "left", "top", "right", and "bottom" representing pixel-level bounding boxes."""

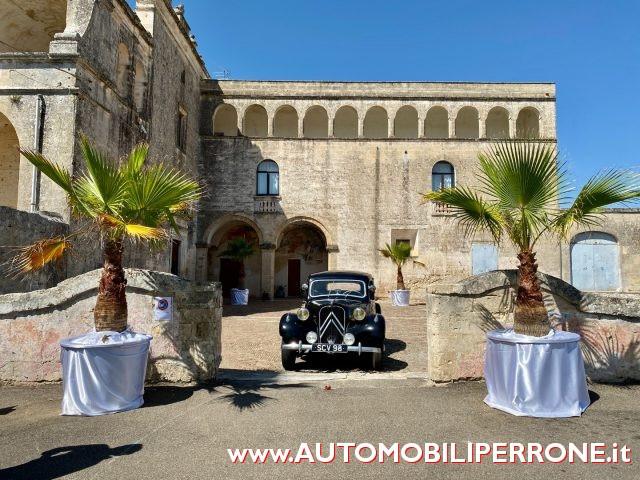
[{"left": 308, "top": 271, "right": 374, "bottom": 282}]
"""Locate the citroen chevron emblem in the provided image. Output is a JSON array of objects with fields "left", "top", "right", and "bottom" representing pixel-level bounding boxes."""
[{"left": 319, "top": 309, "right": 345, "bottom": 338}]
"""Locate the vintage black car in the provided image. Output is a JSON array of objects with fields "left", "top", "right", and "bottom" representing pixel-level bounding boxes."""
[{"left": 279, "top": 271, "right": 385, "bottom": 370}]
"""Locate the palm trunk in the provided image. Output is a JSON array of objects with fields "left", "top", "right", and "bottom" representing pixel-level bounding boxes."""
[
  {"left": 94, "top": 239, "right": 128, "bottom": 332},
  {"left": 238, "top": 260, "right": 246, "bottom": 289},
  {"left": 397, "top": 265, "right": 406, "bottom": 290},
  {"left": 513, "top": 250, "right": 550, "bottom": 337}
]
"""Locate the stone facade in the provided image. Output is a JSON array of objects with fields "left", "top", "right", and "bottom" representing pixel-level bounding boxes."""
[
  {"left": 0, "top": 268, "right": 222, "bottom": 383},
  {"left": 0, "top": 0, "right": 207, "bottom": 293},
  {"left": 426, "top": 270, "right": 640, "bottom": 383}
]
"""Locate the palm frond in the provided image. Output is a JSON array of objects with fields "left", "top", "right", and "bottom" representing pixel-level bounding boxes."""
[
  {"left": 424, "top": 186, "right": 505, "bottom": 242},
  {"left": 19, "top": 149, "right": 73, "bottom": 193},
  {"left": 7, "top": 237, "right": 71, "bottom": 276},
  {"left": 379, "top": 242, "right": 412, "bottom": 267},
  {"left": 218, "top": 238, "right": 255, "bottom": 260},
  {"left": 553, "top": 169, "right": 640, "bottom": 237},
  {"left": 123, "top": 143, "right": 149, "bottom": 177}
]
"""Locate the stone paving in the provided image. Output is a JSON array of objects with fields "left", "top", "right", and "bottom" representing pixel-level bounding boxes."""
[{"left": 220, "top": 298, "right": 428, "bottom": 375}]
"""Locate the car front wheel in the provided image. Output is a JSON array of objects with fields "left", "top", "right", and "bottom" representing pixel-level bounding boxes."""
[
  {"left": 371, "top": 350, "right": 383, "bottom": 371},
  {"left": 281, "top": 346, "right": 297, "bottom": 371}
]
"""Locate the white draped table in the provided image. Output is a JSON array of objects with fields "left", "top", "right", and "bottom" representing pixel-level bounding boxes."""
[
  {"left": 484, "top": 329, "right": 590, "bottom": 418},
  {"left": 60, "top": 331, "right": 152, "bottom": 416}
]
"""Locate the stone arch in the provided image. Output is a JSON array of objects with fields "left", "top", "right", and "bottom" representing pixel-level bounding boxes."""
[
  {"left": 0, "top": 0, "right": 67, "bottom": 53},
  {"left": 243, "top": 104, "right": 268, "bottom": 137},
  {"left": 205, "top": 215, "right": 264, "bottom": 297},
  {"left": 273, "top": 105, "right": 298, "bottom": 138},
  {"left": 516, "top": 107, "right": 540, "bottom": 138},
  {"left": 213, "top": 104, "right": 238, "bottom": 137},
  {"left": 570, "top": 231, "right": 620, "bottom": 291},
  {"left": 333, "top": 106, "right": 358, "bottom": 139},
  {"left": 275, "top": 218, "right": 330, "bottom": 296},
  {"left": 303, "top": 105, "right": 328, "bottom": 138},
  {"left": 363, "top": 106, "right": 388, "bottom": 139},
  {"left": 485, "top": 106, "right": 509, "bottom": 139},
  {"left": 0, "top": 111, "right": 20, "bottom": 208},
  {"left": 133, "top": 60, "right": 147, "bottom": 113},
  {"left": 455, "top": 106, "right": 479, "bottom": 139},
  {"left": 275, "top": 216, "right": 334, "bottom": 248},
  {"left": 425, "top": 106, "right": 448, "bottom": 139},
  {"left": 116, "top": 43, "right": 130, "bottom": 97},
  {"left": 394, "top": 105, "right": 419, "bottom": 139}
]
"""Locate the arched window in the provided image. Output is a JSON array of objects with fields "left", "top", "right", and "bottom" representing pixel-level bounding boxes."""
[
  {"left": 394, "top": 106, "right": 418, "bottom": 138},
  {"left": 116, "top": 43, "right": 130, "bottom": 97},
  {"left": 303, "top": 106, "right": 328, "bottom": 138},
  {"left": 516, "top": 107, "right": 540, "bottom": 138},
  {"left": 432, "top": 161, "right": 454, "bottom": 191},
  {"left": 0, "top": 111, "right": 20, "bottom": 208},
  {"left": 243, "top": 104, "right": 268, "bottom": 137},
  {"left": 333, "top": 106, "right": 358, "bottom": 139},
  {"left": 485, "top": 107, "right": 509, "bottom": 139},
  {"left": 213, "top": 104, "right": 238, "bottom": 136},
  {"left": 133, "top": 61, "right": 147, "bottom": 113},
  {"left": 455, "top": 107, "right": 479, "bottom": 139},
  {"left": 257, "top": 160, "right": 279, "bottom": 196},
  {"left": 273, "top": 105, "right": 298, "bottom": 137},
  {"left": 363, "top": 106, "right": 388, "bottom": 139},
  {"left": 425, "top": 106, "right": 448, "bottom": 139}
]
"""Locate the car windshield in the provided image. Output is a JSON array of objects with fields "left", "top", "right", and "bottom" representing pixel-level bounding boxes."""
[{"left": 309, "top": 279, "right": 366, "bottom": 298}]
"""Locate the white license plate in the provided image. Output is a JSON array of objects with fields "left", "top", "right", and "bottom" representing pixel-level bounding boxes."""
[{"left": 311, "top": 343, "right": 348, "bottom": 353}]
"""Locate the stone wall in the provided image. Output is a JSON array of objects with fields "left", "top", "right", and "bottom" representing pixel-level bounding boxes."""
[
  {"left": 0, "top": 268, "right": 222, "bottom": 384},
  {"left": 426, "top": 270, "right": 640, "bottom": 383}
]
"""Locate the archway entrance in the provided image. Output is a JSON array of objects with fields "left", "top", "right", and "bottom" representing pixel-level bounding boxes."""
[
  {"left": 208, "top": 221, "right": 262, "bottom": 298},
  {"left": 0, "top": 111, "right": 20, "bottom": 208},
  {"left": 275, "top": 222, "right": 328, "bottom": 297}
]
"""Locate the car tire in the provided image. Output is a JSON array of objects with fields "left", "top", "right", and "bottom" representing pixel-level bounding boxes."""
[
  {"left": 281, "top": 347, "right": 297, "bottom": 371},
  {"left": 371, "top": 350, "right": 383, "bottom": 371}
]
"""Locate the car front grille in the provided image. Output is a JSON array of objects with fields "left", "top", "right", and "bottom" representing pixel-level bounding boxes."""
[{"left": 318, "top": 305, "right": 346, "bottom": 344}]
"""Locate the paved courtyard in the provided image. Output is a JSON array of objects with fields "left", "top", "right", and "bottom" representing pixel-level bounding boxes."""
[
  {"left": 0, "top": 379, "right": 638, "bottom": 479},
  {"left": 220, "top": 298, "right": 428, "bottom": 374}
]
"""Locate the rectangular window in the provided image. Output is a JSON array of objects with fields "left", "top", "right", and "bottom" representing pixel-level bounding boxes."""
[
  {"left": 170, "top": 239, "right": 181, "bottom": 276},
  {"left": 176, "top": 109, "right": 187, "bottom": 151},
  {"left": 395, "top": 239, "right": 411, "bottom": 247},
  {"left": 257, "top": 172, "right": 279, "bottom": 195}
]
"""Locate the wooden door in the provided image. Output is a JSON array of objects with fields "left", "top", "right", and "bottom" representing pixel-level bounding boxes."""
[{"left": 288, "top": 259, "right": 301, "bottom": 297}]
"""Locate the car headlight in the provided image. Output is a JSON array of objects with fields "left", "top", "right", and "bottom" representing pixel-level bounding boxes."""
[
  {"left": 297, "top": 307, "right": 310, "bottom": 321},
  {"left": 343, "top": 333, "right": 355, "bottom": 345},
  {"left": 352, "top": 307, "right": 366, "bottom": 321},
  {"left": 306, "top": 331, "right": 318, "bottom": 343}
]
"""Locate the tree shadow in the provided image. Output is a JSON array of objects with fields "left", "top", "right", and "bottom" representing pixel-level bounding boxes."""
[
  {"left": 0, "top": 443, "right": 142, "bottom": 480},
  {"left": 215, "top": 373, "right": 310, "bottom": 411},
  {"left": 143, "top": 385, "right": 197, "bottom": 407},
  {"left": 0, "top": 405, "right": 16, "bottom": 415}
]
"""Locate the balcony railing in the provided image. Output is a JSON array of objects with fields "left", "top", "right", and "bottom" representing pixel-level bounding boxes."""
[
  {"left": 432, "top": 201, "right": 454, "bottom": 216},
  {"left": 254, "top": 196, "right": 281, "bottom": 214}
]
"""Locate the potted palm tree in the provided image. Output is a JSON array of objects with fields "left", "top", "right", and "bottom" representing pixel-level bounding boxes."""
[
  {"left": 423, "top": 141, "right": 639, "bottom": 336},
  {"left": 379, "top": 242, "right": 413, "bottom": 306},
  {"left": 12, "top": 135, "right": 201, "bottom": 415},
  {"left": 219, "top": 237, "right": 254, "bottom": 305}
]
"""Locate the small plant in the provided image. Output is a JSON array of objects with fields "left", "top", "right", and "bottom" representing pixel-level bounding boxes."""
[
  {"left": 218, "top": 237, "right": 254, "bottom": 289},
  {"left": 379, "top": 242, "right": 413, "bottom": 290},
  {"left": 9, "top": 95, "right": 21, "bottom": 104},
  {"left": 9, "top": 135, "right": 201, "bottom": 332}
]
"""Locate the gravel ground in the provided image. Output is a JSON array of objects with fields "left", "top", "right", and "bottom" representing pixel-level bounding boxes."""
[{"left": 220, "top": 298, "right": 428, "bottom": 373}]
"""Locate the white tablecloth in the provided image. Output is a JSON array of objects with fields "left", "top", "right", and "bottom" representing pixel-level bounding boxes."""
[
  {"left": 60, "top": 331, "right": 152, "bottom": 416},
  {"left": 484, "top": 329, "right": 590, "bottom": 418}
]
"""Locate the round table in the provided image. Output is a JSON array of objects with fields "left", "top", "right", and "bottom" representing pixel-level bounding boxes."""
[{"left": 484, "top": 329, "right": 590, "bottom": 418}]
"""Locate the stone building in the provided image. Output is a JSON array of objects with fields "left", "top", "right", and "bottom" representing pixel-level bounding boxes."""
[{"left": 1, "top": 1, "right": 638, "bottom": 297}]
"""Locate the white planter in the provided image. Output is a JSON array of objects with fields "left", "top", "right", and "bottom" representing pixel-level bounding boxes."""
[
  {"left": 230, "top": 288, "right": 249, "bottom": 305},
  {"left": 390, "top": 289, "right": 410, "bottom": 306},
  {"left": 60, "top": 330, "right": 152, "bottom": 416}
]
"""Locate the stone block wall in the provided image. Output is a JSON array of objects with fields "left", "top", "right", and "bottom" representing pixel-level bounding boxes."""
[
  {"left": 426, "top": 270, "right": 640, "bottom": 383},
  {"left": 0, "top": 268, "right": 222, "bottom": 384}
]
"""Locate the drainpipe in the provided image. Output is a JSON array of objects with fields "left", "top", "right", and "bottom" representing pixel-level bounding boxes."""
[{"left": 30, "top": 95, "right": 45, "bottom": 212}]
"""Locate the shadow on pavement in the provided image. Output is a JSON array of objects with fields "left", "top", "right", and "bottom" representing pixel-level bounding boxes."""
[
  {"left": 223, "top": 298, "right": 301, "bottom": 317},
  {"left": 0, "top": 443, "right": 142, "bottom": 480},
  {"left": 0, "top": 406, "right": 16, "bottom": 415}
]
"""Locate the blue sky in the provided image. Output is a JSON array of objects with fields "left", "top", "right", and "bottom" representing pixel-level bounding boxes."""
[{"left": 178, "top": 0, "right": 639, "bottom": 189}]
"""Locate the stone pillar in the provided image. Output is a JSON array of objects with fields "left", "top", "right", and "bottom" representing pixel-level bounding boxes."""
[
  {"left": 418, "top": 116, "right": 425, "bottom": 138},
  {"left": 328, "top": 116, "right": 334, "bottom": 137},
  {"left": 448, "top": 116, "right": 456, "bottom": 139},
  {"left": 358, "top": 116, "right": 364, "bottom": 138},
  {"left": 388, "top": 116, "right": 395, "bottom": 138},
  {"left": 509, "top": 116, "right": 517, "bottom": 138},
  {"left": 479, "top": 114, "right": 487, "bottom": 139},
  {"left": 326, "top": 244, "right": 339, "bottom": 270},
  {"left": 237, "top": 110, "right": 244, "bottom": 136},
  {"left": 260, "top": 242, "right": 276, "bottom": 299},
  {"left": 267, "top": 115, "right": 274, "bottom": 137},
  {"left": 195, "top": 243, "right": 209, "bottom": 282}
]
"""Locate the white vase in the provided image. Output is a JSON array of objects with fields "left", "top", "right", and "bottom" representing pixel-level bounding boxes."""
[
  {"left": 230, "top": 288, "right": 249, "bottom": 305},
  {"left": 390, "top": 289, "right": 410, "bottom": 306},
  {"left": 60, "top": 330, "right": 152, "bottom": 416}
]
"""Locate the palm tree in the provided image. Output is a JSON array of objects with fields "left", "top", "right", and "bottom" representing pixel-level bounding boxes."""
[
  {"left": 218, "top": 237, "right": 255, "bottom": 289},
  {"left": 10, "top": 135, "right": 201, "bottom": 332},
  {"left": 379, "top": 242, "right": 413, "bottom": 290},
  {"left": 423, "top": 141, "right": 640, "bottom": 337}
]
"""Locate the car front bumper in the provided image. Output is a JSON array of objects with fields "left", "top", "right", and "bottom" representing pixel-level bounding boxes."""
[{"left": 281, "top": 341, "right": 382, "bottom": 355}]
